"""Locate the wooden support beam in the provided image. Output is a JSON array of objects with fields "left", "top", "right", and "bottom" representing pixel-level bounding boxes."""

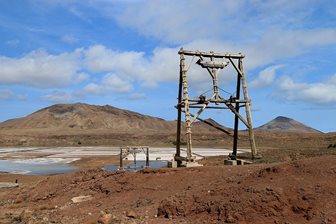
[
  {"left": 175, "top": 54, "right": 184, "bottom": 163},
  {"left": 240, "top": 58, "right": 258, "bottom": 158},
  {"left": 180, "top": 53, "right": 193, "bottom": 162},
  {"left": 232, "top": 58, "right": 242, "bottom": 159},
  {"left": 187, "top": 98, "right": 249, "bottom": 104},
  {"left": 189, "top": 112, "right": 233, "bottom": 136},
  {"left": 119, "top": 148, "right": 123, "bottom": 169},
  {"left": 224, "top": 102, "right": 251, "bottom": 128},
  {"left": 179, "top": 48, "right": 244, "bottom": 59},
  {"left": 229, "top": 57, "right": 243, "bottom": 77},
  {"left": 190, "top": 102, "right": 208, "bottom": 124}
]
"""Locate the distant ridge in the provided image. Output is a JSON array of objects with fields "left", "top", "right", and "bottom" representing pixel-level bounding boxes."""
[
  {"left": 0, "top": 103, "right": 176, "bottom": 132},
  {"left": 256, "top": 116, "right": 322, "bottom": 133}
]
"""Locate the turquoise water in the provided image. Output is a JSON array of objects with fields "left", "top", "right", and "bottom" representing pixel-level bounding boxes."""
[
  {"left": 104, "top": 161, "right": 167, "bottom": 171},
  {"left": 0, "top": 160, "right": 77, "bottom": 175}
]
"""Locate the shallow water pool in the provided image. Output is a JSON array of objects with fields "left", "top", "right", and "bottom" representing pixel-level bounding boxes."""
[{"left": 0, "top": 159, "right": 77, "bottom": 175}]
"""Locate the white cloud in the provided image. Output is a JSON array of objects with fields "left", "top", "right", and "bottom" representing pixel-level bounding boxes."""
[
  {"left": 6, "top": 39, "right": 20, "bottom": 46},
  {"left": 244, "top": 29, "right": 336, "bottom": 69},
  {"left": 81, "top": 83, "right": 104, "bottom": 95},
  {"left": 84, "top": 45, "right": 179, "bottom": 87},
  {"left": 81, "top": 73, "right": 133, "bottom": 96},
  {"left": 103, "top": 73, "right": 132, "bottom": 92},
  {"left": 61, "top": 34, "right": 78, "bottom": 44},
  {"left": 0, "top": 89, "right": 28, "bottom": 100},
  {"left": 128, "top": 93, "right": 146, "bottom": 100},
  {"left": 85, "top": 45, "right": 146, "bottom": 74},
  {"left": 250, "top": 65, "right": 284, "bottom": 88},
  {"left": 113, "top": 0, "right": 238, "bottom": 44},
  {"left": 0, "top": 48, "right": 84, "bottom": 88},
  {"left": 277, "top": 74, "right": 336, "bottom": 104},
  {"left": 0, "top": 89, "right": 13, "bottom": 99},
  {"left": 73, "top": 72, "right": 89, "bottom": 83},
  {"left": 108, "top": 0, "right": 331, "bottom": 45},
  {"left": 84, "top": 45, "right": 234, "bottom": 90},
  {"left": 40, "top": 91, "right": 78, "bottom": 103}
]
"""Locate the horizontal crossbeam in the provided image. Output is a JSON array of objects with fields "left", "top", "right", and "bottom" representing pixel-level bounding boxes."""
[{"left": 179, "top": 48, "right": 244, "bottom": 59}]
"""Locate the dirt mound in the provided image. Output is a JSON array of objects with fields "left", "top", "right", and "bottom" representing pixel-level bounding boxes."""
[
  {"left": 1, "top": 155, "right": 336, "bottom": 223},
  {"left": 158, "top": 160, "right": 336, "bottom": 223},
  {"left": 256, "top": 116, "right": 322, "bottom": 133}
]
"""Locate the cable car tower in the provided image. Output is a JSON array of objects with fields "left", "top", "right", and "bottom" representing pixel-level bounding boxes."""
[{"left": 174, "top": 49, "right": 258, "bottom": 167}]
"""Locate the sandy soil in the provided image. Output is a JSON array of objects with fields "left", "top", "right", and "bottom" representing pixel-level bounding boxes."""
[{"left": 0, "top": 155, "right": 335, "bottom": 224}]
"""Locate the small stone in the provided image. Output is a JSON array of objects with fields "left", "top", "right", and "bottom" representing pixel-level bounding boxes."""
[
  {"left": 71, "top": 195, "right": 93, "bottom": 203},
  {"left": 98, "top": 213, "right": 112, "bottom": 224},
  {"left": 126, "top": 210, "right": 136, "bottom": 218},
  {"left": 0, "top": 182, "right": 19, "bottom": 189}
]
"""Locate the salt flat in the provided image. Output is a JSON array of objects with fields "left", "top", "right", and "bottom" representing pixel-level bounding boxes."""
[{"left": 0, "top": 146, "right": 249, "bottom": 162}]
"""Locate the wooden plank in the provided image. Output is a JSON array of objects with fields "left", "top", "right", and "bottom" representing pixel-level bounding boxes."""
[
  {"left": 240, "top": 58, "right": 258, "bottom": 158},
  {"left": 179, "top": 48, "right": 244, "bottom": 59},
  {"left": 189, "top": 112, "right": 233, "bottom": 136},
  {"left": 175, "top": 54, "right": 184, "bottom": 159},
  {"left": 232, "top": 58, "right": 242, "bottom": 159},
  {"left": 229, "top": 57, "right": 243, "bottom": 77}
]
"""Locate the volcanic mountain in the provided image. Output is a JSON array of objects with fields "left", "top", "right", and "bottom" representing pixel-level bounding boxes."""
[
  {"left": 255, "top": 116, "right": 322, "bottom": 133},
  {"left": 0, "top": 103, "right": 176, "bottom": 132}
]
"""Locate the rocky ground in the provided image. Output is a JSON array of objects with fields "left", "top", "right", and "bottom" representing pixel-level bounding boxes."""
[{"left": 0, "top": 155, "right": 335, "bottom": 224}]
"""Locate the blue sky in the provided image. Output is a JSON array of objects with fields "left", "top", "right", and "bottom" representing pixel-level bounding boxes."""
[{"left": 0, "top": 0, "right": 335, "bottom": 132}]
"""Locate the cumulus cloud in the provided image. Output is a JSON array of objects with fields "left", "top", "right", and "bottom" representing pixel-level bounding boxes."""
[
  {"left": 103, "top": 73, "right": 132, "bottom": 92},
  {"left": 84, "top": 45, "right": 179, "bottom": 87},
  {"left": 81, "top": 73, "right": 132, "bottom": 95},
  {"left": 128, "top": 93, "right": 146, "bottom": 101},
  {"left": 250, "top": 65, "right": 285, "bottom": 88},
  {"left": 6, "top": 39, "right": 20, "bottom": 46},
  {"left": 107, "top": 0, "right": 334, "bottom": 45},
  {"left": 244, "top": 29, "right": 336, "bottom": 69},
  {"left": 0, "top": 89, "right": 28, "bottom": 100},
  {"left": 40, "top": 91, "right": 78, "bottom": 103},
  {"left": 84, "top": 44, "right": 236, "bottom": 91},
  {"left": 61, "top": 34, "right": 78, "bottom": 44},
  {"left": 85, "top": 45, "right": 146, "bottom": 74},
  {"left": 112, "top": 0, "right": 239, "bottom": 44},
  {"left": 277, "top": 74, "right": 336, "bottom": 104},
  {"left": 0, "top": 89, "right": 13, "bottom": 100},
  {"left": 0, "top": 49, "right": 84, "bottom": 88}
]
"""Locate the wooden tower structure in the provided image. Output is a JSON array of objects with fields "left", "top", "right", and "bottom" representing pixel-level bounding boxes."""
[{"left": 175, "top": 49, "right": 257, "bottom": 167}]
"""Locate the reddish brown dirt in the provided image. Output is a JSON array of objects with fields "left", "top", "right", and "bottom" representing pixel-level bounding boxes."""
[{"left": 0, "top": 155, "right": 335, "bottom": 224}]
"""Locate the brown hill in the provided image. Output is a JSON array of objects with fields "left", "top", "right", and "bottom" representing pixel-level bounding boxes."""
[
  {"left": 0, "top": 103, "right": 176, "bottom": 132},
  {"left": 256, "top": 116, "right": 322, "bottom": 133}
]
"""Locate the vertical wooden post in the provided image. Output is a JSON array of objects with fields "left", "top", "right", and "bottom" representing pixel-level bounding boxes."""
[
  {"left": 240, "top": 58, "right": 257, "bottom": 158},
  {"left": 232, "top": 58, "right": 242, "bottom": 159},
  {"left": 133, "top": 149, "right": 137, "bottom": 169},
  {"left": 119, "top": 148, "right": 123, "bottom": 169},
  {"left": 145, "top": 147, "right": 149, "bottom": 167},
  {"left": 175, "top": 52, "right": 184, "bottom": 164},
  {"left": 181, "top": 53, "right": 193, "bottom": 162}
]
